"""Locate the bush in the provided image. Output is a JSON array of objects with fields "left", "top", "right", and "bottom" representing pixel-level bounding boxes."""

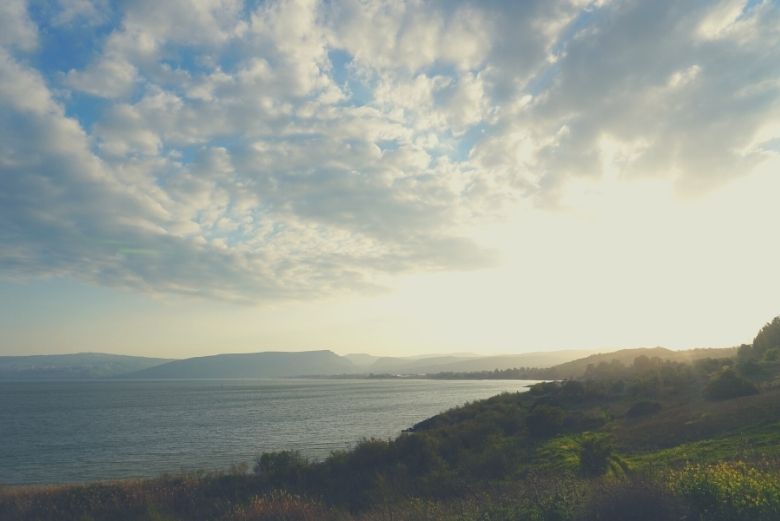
[
  {"left": 625, "top": 401, "right": 661, "bottom": 419},
  {"left": 527, "top": 405, "right": 565, "bottom": 439},
  {"left": 580, "top": 477, "right": 684, "bottom": 521},
  {"left": 393, "top": 434, "right": 443, "bottom": 477},
  {"left": 563, "top": 410, "right": 608, "bottom": 432},
  {"left": 231, "top": 491, "right": 340, "bottom": 521},
  {"left": 561, "top": 380, "right": 587, "bottom": 401},
  {"left": 579, "top": 435, "right": 614, "bottom": 477},
  {"left": 626, "top": 377, "right": 660, "bottom": 399},
  {"left": 670, "top": 461, "right": 780, "bottom": 521},
  {"left": 704, "top": 368, "right": 759, "bottom": 401},
  {"left": 254, "top": 451, "right": 311, "bottom": 486}
]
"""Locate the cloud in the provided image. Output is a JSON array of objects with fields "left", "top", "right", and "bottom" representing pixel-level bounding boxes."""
[
  {"left": 472, "top": 0, "right": 780, "bottom": 197},
  {"left": 50, "top": 0, "right": 112, "bottom": 28},
  {"left": 2, "top": 0, "right": 779, "bottom": 302},
  {"left": 0, "top": 0, "right": 38, "bottom": 51}
]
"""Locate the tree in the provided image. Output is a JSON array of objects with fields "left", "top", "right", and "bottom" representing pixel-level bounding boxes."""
[
  {"left": 253, "top": 450, "right": 311, "bottom": 486},
  {"left": 704, "top": 367, "right": 759, "bottom": 401},
  {"left": 579, "top": 434, "right": 628, "bottom": 477},
  {"left": 753, "top": 316, "right": 780, "bottom": 361},
  {"left": 737, "top": 317, "right": 780, "bottom": 364},
  {"left": 625, "top": 401, "right": 662, "bottom": 419},
  {"left": 526, "top": 405, "right": 565, "bottom": 438}
]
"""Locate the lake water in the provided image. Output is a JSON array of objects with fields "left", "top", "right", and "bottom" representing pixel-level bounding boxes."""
[{"left": 0, "top": 379, "right": 533, "bottom": 485}]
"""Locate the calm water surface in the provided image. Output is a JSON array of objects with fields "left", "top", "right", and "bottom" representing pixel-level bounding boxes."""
[{"left": 0, "top": 379, "right": 533, "bottom": 484}]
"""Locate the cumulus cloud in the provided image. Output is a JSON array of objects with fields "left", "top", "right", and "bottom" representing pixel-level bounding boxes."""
[
  {"left": 0, "top": 0, "right": 38, "bottom": 51},
  {"left": 2, "top": 0, "right": 778, "bottom": 302},
  {"left": 472, "top": 0, "right": 780, "bottom": 196},
  {"left": 50, "top": 0, "right": 112, "bottom": 27}
]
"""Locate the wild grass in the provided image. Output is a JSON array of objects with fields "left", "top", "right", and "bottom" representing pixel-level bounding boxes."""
[
  {"left": 0, "top": 472, "right": 274, "bottom": 521},
  {"left": 670, "top": 461, "right": 780, "bottom": 521},
  {"left": 4, "top": 460, "right": 780, "bottom": 520}
]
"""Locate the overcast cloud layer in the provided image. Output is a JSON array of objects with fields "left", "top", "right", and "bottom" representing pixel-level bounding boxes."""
[{"left": 1, "top": 0, "right": 779, "bottom": 302}]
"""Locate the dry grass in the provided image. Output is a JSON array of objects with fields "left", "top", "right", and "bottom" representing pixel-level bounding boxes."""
[
  {"left": 230, "top": 491, "right": 347, "bottom": 521},
  {"left": 0, "top": 473, "right": 253, "bottom": 521}
]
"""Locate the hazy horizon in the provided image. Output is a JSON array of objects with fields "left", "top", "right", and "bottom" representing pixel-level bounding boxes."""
[
  {"left": 2, "top": 0, "right": 779, "bottom": 358},
  {"left": 0, "top": 343, "right": 742, "bottom": 361}
]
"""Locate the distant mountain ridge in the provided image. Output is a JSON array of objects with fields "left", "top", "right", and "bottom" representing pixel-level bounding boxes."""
[
  {"left": 0, "top": 346, "right": 740, "bottom": 380},
  {"left": 0, "top": 353, "right": 172, "bottom": 379},
  {"left": 123, "top": 350, "right": 355, "bottom": 379}
]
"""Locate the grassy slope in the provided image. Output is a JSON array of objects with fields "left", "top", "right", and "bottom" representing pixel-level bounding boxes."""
[
  {"left": 547, "top": 346, "right": 738, "bottom": 378},
  {"left": 410, "top": 376, "right": 780, "bottom": 469}
]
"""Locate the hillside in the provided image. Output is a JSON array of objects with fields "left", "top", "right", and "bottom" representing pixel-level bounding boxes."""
[
  {"left": 361, "top": 349, "right": 602, "bottom": 375},
  {"left": 547, "top": 346, "right": 738, "bottom": 379},
  {"left": 342, "top": 353, "right": 382, "bottom": 367},
  {"left": 378, "top": 347, "right": 740, "bottom": 381},
  {"left": 124, "top": 350, "right": 355, "bottom": 379},
  {"left": 0, "top": 353, "right": 171, "bottom": 379}
]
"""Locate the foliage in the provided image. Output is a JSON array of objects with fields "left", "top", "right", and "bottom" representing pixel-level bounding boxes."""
[
  {"left": 254, "top": 451, "right": 312, "bottom": 486},
  {"left": 578, "top": 435, "right": 615, "bottom": 477},
  {"left": 670, "top": 461, "right": 780, "bottom": 521},
  {"left": 753, "top": 316, "right": 780, "bottom": 360},
  {"left": 738, "top": 316, "right": 780, "bottom": 365},
  {"left": 625, "top": 401, "right": 661, "bottom": 418},
  {"left": 527, "top": 405, "right": 565, "bottom": 438},
  {"left": 704, "top": 367, "right": 759, "bottom": 401},
  {"left": 580, "top": 477, "right": 684, "bottom": 521},
  {"left": 0, "top": 471, "right": 278, "bottom": 521},
  {"left": 230, "top": 490, "right": 343, "bottom": 521}
]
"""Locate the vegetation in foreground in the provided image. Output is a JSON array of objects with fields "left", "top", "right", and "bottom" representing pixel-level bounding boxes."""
[{"left": 3, "top": 317, "right": 780, "bottom": 521}]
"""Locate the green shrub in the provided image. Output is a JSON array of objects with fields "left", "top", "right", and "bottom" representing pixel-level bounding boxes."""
[
  {"left": 580, "top": 477, "right": 684, "bottom": 521},
  {"left": 393, "top": 433, "right": 444, "bottom": 477},
  {"left": 625, "top": 401, "right": 661, "bottom": 419},
  {"left": 626, "top": 377, "right": 660, "bottom": 399},
  {"left": 563, "top": 410, "right": 608, "bottom": 432},
  {"left": 254, "top": 451, "right": 311, "bottom": 486},
  {"left": 527, "top": 405, "right": 565, "bottom": 439},
  {"left": 578, "top": 435, "right": 614, "bottom": 477},
  {"left": 670, "top": 461, "right": 780, "bottom": 521},
  {"left": 704, "top": 368, "right": 759, "bottom": 401}
]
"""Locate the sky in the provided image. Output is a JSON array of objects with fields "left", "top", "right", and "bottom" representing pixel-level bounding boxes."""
[{"left": 1, "top": 0, "right": 779, "bottom": 358}]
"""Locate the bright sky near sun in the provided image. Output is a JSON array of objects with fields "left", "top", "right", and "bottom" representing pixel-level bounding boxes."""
[{"left": 1, "top": 0, "right": 779, "bottom": 357}]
